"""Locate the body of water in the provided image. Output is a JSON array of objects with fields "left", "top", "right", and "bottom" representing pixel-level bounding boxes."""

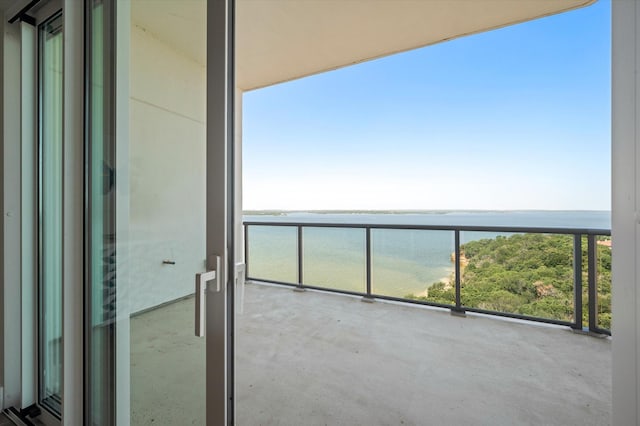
[{"left": 243, "top": 211, "right": 611, "bottom": 298}]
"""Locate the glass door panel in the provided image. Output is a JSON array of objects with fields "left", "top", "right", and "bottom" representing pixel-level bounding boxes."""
[
  {"left": 85, "top": 0, "right": 229, "bottom": 424},
  {"left": 38, "top": 10, "right": 63, "bottom": 416}
]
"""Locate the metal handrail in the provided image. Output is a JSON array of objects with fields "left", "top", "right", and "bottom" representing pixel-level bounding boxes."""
[
  {"left": 243, "top": 221, "right": 610, "bottom": 235},
  {"left": 243, "top": 221, "right": 611, "bottom": 335}
]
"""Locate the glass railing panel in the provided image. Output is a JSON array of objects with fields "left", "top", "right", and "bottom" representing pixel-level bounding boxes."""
[
  {"left": 246, "top": 225, "right": 298, "bottom": 283},
  {"left": 460, "top": 232, "right": 576, "bottom": 322},
  {"left": 371, "top": 229, "right": 455, "bottom": 304},
  {"left": 302, "top": 227, "right": 366, "bottom": 292}
]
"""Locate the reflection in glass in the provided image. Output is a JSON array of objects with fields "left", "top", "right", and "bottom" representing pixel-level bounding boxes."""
[{"left": 128, "top": 1, "right": 208, "bottom": 421}]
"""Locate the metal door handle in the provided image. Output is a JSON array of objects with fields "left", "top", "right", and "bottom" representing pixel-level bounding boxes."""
[{"left": 195, "top": 255, "right": 221, "bottom": 337}]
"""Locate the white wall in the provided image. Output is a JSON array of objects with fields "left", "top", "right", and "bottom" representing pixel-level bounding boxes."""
[
  {"left": 127, "top": 23, "right": 207, "bottom": 313},
  {"left": 611, "top": 1, "right": 640, "bottom": 424}
]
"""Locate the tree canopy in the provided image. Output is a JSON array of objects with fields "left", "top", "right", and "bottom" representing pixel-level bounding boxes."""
[{"left": 408, "top": 233, "right": 611, "bottom": 329}]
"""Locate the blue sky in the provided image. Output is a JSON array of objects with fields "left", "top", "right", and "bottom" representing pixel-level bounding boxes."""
[{"left": 242, "top": 0, "right": 611, "bottom": 211}]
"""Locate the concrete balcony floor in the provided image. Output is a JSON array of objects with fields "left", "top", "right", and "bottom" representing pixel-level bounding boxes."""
[{"left": 131, "top": 282, "right": 611, "bottom": 425}]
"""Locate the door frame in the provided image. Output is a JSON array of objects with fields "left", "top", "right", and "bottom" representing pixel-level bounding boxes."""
[
  {"left": 0, "top": 0, "right": 83, "bottom": 424},
  {"left": 206, "top": 0, "right": 236, "bottom": 423}
]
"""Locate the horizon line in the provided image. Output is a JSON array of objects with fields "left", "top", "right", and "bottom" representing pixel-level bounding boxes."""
[{"left": 243, "top": 209, "right": 612, "bottom": 214}]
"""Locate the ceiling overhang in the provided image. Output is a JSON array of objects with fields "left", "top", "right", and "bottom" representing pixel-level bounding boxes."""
[{"left": 236, "top": 0, "right": 596, "bottom": 91}]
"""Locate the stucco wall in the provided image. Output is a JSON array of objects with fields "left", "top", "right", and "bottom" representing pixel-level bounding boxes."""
[{"left": 128, "top": 23, "right": 206, "bottom": 314}]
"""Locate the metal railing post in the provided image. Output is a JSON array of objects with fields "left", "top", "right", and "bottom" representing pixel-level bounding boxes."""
[
  {"left": 362, "top": 226, "right": 374, "bottom": 303},
  {"left": 366, "top": 228, "right": 372, "bottom": 295},
  {"left": 297, "top": 225, "right": 304, "bottom": 288},
  {"left": 452, "top": 229, "right": 464, "bottom": 315},
  {"left": 244, "top": 224, "right": 249, "bottom": 278},
  {"left": 572, "top": 234, "right": 583, "bottom": 330},
  {"left": 587, "top": 234, "right": 598, "bottom": 332}
]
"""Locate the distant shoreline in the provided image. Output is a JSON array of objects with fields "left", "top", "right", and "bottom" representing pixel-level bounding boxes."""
[{"left": 243, "top": 209, "right": 611, "bottom": 216}]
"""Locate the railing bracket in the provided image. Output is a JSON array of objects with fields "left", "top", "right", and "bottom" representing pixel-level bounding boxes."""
[
  {"left": 293, "top": 286, "right": 306, "bottom": 293},
  {"left": 361, "top": 296, "right": 375, "bottom": 303},
  {"left": 570, "top": 328, "right": 609, "bottom": 338},
  {"left": 570, "top": 327, "right": 590, "bottom": 335},
  {"left": 451, "top": 308, "right": 466, "bottom": 317},
  {"left": 587, "top": 330, "right": 610, "bottom": 339}
]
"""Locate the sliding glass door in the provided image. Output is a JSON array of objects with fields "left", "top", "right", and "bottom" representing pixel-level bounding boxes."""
[
  {"left": 8, "top": 0, "right": 234, "bottom": 423},
  {"left": 85, "top": 0, "right": 235, "bottom": 424}
]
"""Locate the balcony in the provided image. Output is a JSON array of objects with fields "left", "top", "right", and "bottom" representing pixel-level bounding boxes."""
[{"left": 131, "top": 282, "right": 611, "bottom": 425}]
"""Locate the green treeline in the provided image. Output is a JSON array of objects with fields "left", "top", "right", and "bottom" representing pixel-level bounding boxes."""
[{"left": 408, "top": 233, "right": 612, "bottom": 329}]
